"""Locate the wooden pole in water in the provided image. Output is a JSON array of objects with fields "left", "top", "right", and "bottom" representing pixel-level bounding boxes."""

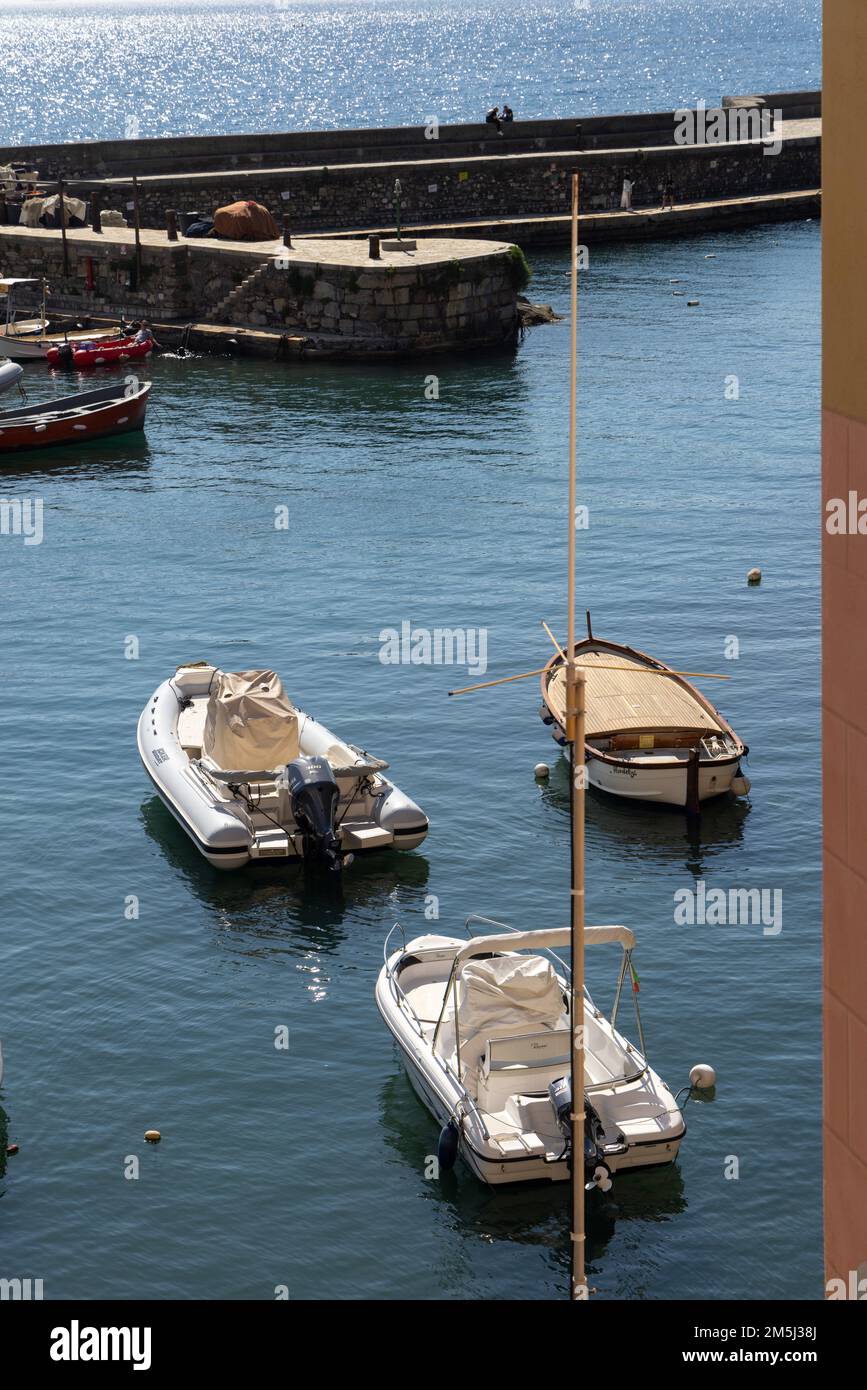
[{"left": 566, "top": 170, "right": 587, "bottom": 1304}]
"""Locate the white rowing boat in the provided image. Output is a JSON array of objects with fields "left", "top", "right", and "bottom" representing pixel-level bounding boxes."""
[{"left": 540, "top": 621, "right": 750, "bottom": 811}]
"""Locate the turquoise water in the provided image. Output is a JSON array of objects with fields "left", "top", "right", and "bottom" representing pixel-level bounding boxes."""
[
  {"left": 0, "top": 214, "right": 822, "bottom": 1299},
  {"left": 0, "top": 0, "right": 820, "bottom": 144}
]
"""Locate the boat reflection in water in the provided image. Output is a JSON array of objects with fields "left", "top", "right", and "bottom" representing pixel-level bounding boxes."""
[
  {"left": 139, "top": 793, "right": 431, "bottom": 957},
  {"left": 539, "top": 755, "right": 752, "bottom": 873},
  {"left": 377, "top": 1070, "right": 687, "bottom": 1280}
]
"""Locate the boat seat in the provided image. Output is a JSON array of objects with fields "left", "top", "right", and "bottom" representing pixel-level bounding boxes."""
[{"left": 475, "top": 1028, "right": 571, "bottom": 1113}]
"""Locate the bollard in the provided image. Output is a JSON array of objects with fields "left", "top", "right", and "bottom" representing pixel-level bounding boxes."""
[
  {"left": 369, "top": 234, "right": 381, "bottom": 260},
  {"left": 90, "top": 190, "right": 102, "bottom": 233},
  {"left": 282, "top": 217, "right": 292, "bottom": 249},
  {"left": 165, "top": 208, "right": 178, "bottom": 242}
]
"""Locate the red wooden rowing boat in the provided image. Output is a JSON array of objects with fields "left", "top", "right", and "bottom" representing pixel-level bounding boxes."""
[{"left": 0, "top": 381, "right": 151, "bottom": 452}]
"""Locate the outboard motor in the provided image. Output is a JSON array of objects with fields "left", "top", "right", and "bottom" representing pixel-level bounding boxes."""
[
  {"left": 549, "top": 1076, "right": 614, "bottom": 1192},
  {"left": 55, "top": 342, "right": 75, "bottom": 368},
  {"left": 283, "top": 756, "right": 341, "bottom": 872}
]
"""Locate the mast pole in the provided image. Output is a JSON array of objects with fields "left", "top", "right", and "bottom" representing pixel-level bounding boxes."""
[{"left": 566, "top": 171, "right": 587, "bottom": 1303}]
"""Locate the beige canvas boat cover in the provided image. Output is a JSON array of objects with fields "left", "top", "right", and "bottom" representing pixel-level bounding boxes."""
[
  {"left": 202, "top": 669, "right": 299, "bottom": 771},
  {"left": 547, "top": 649, "right": 721, "bottom": 737},
  {"left": 457, "top": 954, "right": 565, "bottom": 1039},
  {"left": 212, "top": 200, "right": 279, "bottom": 241}
]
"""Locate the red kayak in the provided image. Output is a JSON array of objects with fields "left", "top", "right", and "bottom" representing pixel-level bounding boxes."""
[
  {"left": 45, "top": 337, "right": 153, "bottom": 368},
  {"left": 0, "top": 381, "right": 151, "bottom": 452}
]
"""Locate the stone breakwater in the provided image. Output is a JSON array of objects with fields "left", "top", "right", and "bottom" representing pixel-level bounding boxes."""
[
  {"left": 0, "top": 94, "right": 821, "bottom": 247},
  {"left": 0, "top": 226, "right": 522, "bottom": 357}
]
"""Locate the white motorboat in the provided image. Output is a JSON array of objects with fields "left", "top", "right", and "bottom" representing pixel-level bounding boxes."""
[
  {"left": 138, "top": 664, "right": 429, "bottom": 871},
  {"left": 377, "top": 917, "right": 704, "bottom": 1187},
  {"left": 0, "top": 357, "right": 23, "bottom": 394},
  {"left": 540, "top": 619, "right": 750, "bottom": 811},
  {"left": 0, "top": 278, "right": 121, "bottom": 360}
]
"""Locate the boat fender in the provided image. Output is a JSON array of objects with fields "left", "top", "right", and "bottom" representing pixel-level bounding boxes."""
[
  {"left": 731, "top": 769, "right": 751, "bottom": 797},
  {"left": 689, "top": 1064, "right": 717, "bottom": 1091},
  {"left": 437, "top": 1119, "right": 459, "bottom": 1172}
]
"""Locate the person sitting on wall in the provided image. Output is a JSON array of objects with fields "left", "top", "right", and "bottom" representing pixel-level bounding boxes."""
[
  {"left": 501, "top": 105, "right": 514, "bottom": 122},
  {"left": 485, "top": 106, "right": 504, "bottom": 135}
]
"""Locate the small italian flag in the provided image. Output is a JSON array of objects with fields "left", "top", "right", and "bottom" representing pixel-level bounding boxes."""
[{"left": 629, "top": 961, "right": 640, "bottom": 994}]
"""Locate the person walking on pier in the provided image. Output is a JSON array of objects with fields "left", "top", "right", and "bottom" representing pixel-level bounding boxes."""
[
  {"left": 662, "top": 174, "right": 675, "bottom": 210},
  {"left": 620, "top": 177, "right": 634, "bottom": 210}
]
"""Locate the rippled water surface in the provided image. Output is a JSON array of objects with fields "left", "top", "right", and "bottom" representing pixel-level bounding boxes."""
[
  {"left": 1, "top": 220, "right": 821, "bottom": 1299},
  {"left": 0, "top": 0, "right": 822, "bottom": 1302},
  {"left": 0, "top": 0, "right": 820, "bottom": 143}
]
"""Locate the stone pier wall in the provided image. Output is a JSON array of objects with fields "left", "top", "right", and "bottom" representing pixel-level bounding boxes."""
[
  {"left": 0, "top": 228, "right": 520, "bottom": 354},
  {"left": 96, "top": 136, "right": 819, "bottom": 236}
]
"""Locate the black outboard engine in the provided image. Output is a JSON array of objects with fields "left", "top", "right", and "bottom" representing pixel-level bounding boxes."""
[
  {"left": 55, "top": 342, "right": 75, "bottom": 368},
  {"left": 283, "top": 756, "right": 341, "bottom": 872},
  {"left": 549, "top": 1076, "right": 613, "bottom": 1192}
]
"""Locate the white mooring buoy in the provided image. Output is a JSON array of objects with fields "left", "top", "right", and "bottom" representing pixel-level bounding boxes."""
[
  {"left": 747, "top": 567, "right": 762, "bottom": 586},
  {"left": 689, "top": 1064, "right": 717, "bottom": 1090},
  {"left": 534, "top": 763, "right": 550, "bottom": 779}
]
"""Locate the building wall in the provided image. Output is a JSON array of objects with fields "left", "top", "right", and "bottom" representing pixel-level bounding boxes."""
[{"left": 823, "top": 0, "right": 867, "bottom": 1295}]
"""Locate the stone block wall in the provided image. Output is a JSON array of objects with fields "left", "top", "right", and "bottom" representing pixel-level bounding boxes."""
[{"left": 116, "top": 137, "right": 819, "bottom": 235}]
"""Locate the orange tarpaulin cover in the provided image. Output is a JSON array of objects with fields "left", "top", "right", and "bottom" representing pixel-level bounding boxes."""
[{"left": 212, "top": 200, "right": 279, "bottom": 241}]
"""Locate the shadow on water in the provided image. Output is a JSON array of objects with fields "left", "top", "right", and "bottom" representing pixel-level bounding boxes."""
[
  {"left": 139, "top": 795, "right": 430, "bottom": 952},
  {"left": 378, "top": 1071, "right": 687, "bottom": 1272},
  {"left": 540, "top": 755, "right": 752, "bottom": 874}
]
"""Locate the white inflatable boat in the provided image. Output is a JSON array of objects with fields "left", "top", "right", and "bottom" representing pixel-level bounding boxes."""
[
  {"left": 0, "top": 357, "right": 23, "bottom": 395},
  {"left": 377, "top": 919, "right": 707, "bottom": 1187},
  {"left": 138, "top": 664, "right": 429, "bottom": 871}
]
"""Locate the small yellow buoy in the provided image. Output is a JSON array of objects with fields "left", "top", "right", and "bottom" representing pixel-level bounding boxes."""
[
  {"left": 534, "top": 763, "right": 550, "bottom": 779},
  {"left": 144, "top": 1130, "right": 162, "bottom": 1143},
  {"left": 747, "top": 568, "right": 762, "bottom": 586}
]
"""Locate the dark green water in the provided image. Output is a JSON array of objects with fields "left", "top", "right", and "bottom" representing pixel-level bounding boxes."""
[{"left": 1, "top": 225, "right": 821, "bottom": 1299}]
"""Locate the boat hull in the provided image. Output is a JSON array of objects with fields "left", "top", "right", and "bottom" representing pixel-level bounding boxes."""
[
  {"left": 0, "top": 383, "right": 150, "bottom": 452},
  {"left": 376, "top": 953, "right": 684, "bottom": 1187},
  {"left": 543, "top": 721, "right": 742, "bottom": 806},
  {"left": 0, "top": 329, "right": 122, "bottom": 361}
]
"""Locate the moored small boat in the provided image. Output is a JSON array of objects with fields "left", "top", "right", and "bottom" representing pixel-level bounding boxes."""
[
  {"left": 0, "top": 277, "right": 124, "bottom": 360},
  {"left": 0, "top": 381, "right": 150, "bottom": 452},
  {"left": 138, "top": 665, "right": 429, "bottom": 872},
  {"left": 46, "top": 337, "right": 152, "bottom": 368},
  {"left": 377, "top": 918, "right": 703, "bottom": 1187},
  {"left": 0, "top": 357, "right": 23, "bottom": 395},
  {"left": 540, "top": 620, "right": 750, "bottom": 811}
]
